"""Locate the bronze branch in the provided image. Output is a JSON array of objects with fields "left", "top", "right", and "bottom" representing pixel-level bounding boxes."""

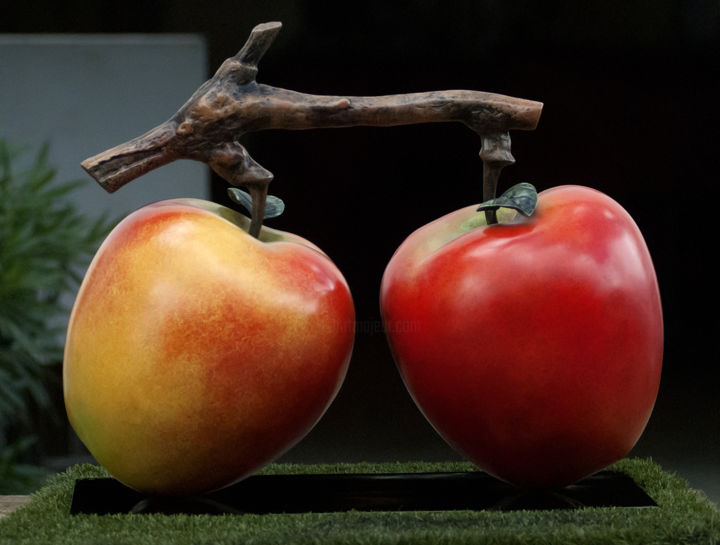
[{"left": 82, "top": 21, "right": 543, "bottom": 237}]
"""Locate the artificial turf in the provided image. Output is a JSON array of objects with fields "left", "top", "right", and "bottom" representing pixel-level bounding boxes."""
[{"left": 1, "top": 458, "right": 718, "bottom": 545}]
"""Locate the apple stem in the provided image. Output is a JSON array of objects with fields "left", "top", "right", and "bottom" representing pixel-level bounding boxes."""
[
  {"left": 482, "top": 164, "right": 501, "bottom": 225},
  {"left": 248, "top": 184, "right": 268, "bottom": 238},
  {"left": 479, "top": 133, "right": 516, "bottom": 225}
]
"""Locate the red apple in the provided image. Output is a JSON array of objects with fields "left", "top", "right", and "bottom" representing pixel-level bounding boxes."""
[
  {"left": 64, "top": 198, "right": 354, "bottom": 495},
  {"left": 380, "top": 185, "right": 663, "bottom": 488}
]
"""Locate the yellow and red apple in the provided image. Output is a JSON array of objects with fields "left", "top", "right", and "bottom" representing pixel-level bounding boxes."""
[{"left": 63, "top": 198, "right": 354, "bottom": 495}]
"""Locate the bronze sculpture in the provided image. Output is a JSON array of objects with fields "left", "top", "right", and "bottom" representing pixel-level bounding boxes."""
[{"left": 82, "top": 21, "right": 543, "bottom": 237}]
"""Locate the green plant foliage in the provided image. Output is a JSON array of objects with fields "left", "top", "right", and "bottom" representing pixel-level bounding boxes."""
[
  {"left": 0, "top": 437, "right": 49, "bottom": 494},
  {"left": 0, "top": 138, "right": 115, "bottom": 492},
  {"left": 0, "top": 459, "right": 719, "bottom": 545}
]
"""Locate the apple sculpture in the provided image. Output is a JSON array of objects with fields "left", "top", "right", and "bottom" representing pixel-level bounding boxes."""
[
  {"left": 70, "top": 19, "right": 658, "bottom": 496},
  {"left": 380, "top": 183, "right": 663, "bottom": 488},
  {"left": 64, "top": 198, "right": 354, "bottom": 494}
]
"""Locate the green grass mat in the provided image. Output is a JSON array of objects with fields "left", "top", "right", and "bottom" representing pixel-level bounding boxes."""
[{"left": 1, "top": 458, "right": 718, "bottom": 545}]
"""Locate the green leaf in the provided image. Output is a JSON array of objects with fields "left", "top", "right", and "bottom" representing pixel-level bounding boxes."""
[
  {"left": 476, "top": 182, "right": 538, "bottom": 217},
  {"left": 227, "top": 187, "right": 285, "bottom": 219}
]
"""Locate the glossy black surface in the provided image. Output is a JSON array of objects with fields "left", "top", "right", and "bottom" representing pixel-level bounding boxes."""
[{"left": 70, "top": 470, "right": 656, "bottom": 515}]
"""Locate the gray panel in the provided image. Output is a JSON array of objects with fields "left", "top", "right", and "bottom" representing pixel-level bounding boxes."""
[{"left": 0, "top": 34, "right": 210, "bottom": 220}]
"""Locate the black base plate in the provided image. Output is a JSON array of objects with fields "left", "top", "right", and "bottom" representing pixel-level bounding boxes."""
[{"left": 69, "top": 469, "right": 656, "bottom": 515}]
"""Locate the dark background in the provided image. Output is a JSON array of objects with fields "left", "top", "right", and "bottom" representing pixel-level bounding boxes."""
[{"left": 3, "top": 1, "right": 719, "bottom": 495}]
